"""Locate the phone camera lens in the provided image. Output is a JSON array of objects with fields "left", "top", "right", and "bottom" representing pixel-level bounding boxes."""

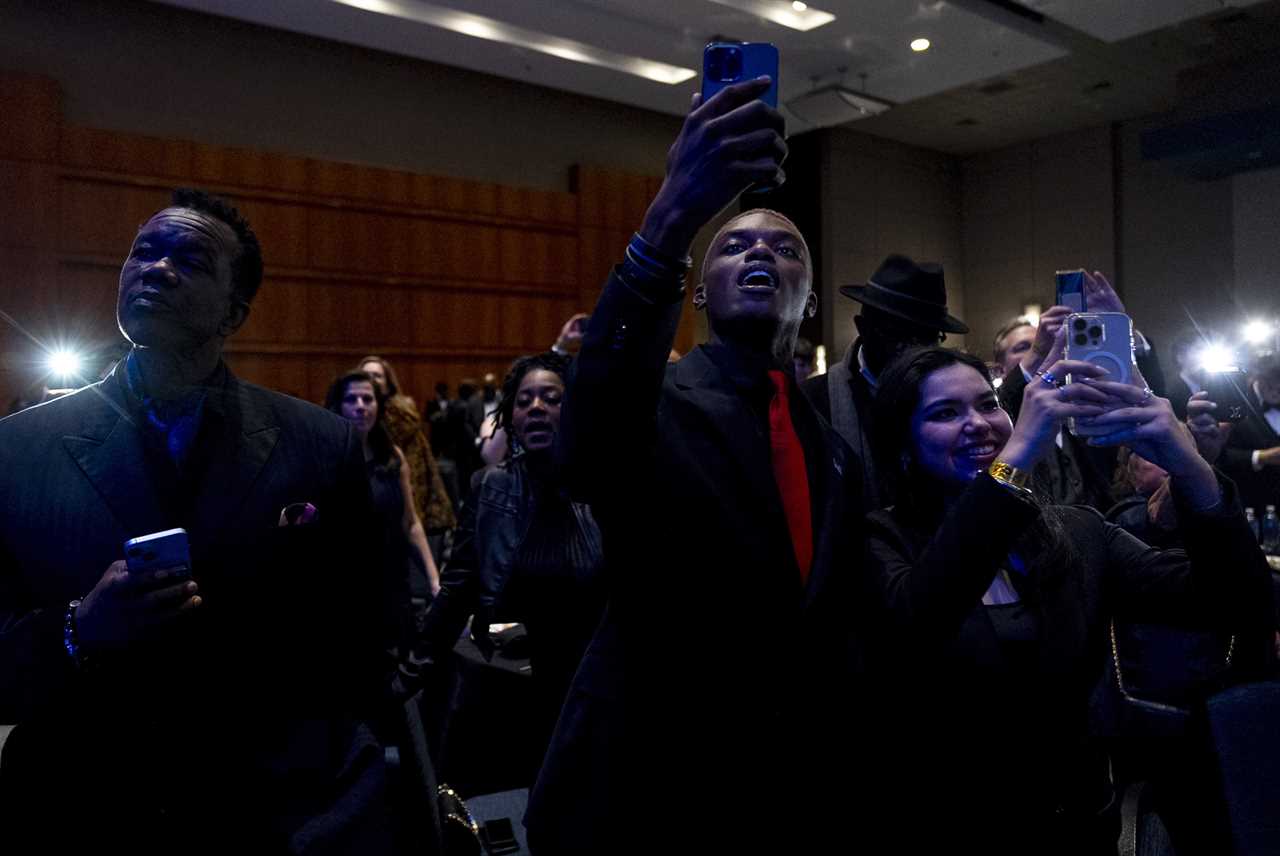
[
  {"left": 1074, "top": 333, "right": 1088, "bottom": 346},
  {"left": 1088, "top": 325, "right": 1102, "bottom": 339},
  {"left": 1073, "top": 318, "right": 1087, "bottom": 331}
]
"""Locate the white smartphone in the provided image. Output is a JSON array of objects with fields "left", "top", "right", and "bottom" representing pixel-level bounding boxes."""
[
  {"left": 1064, "top": 312, "right": 1135, "bottom": 437},
  {"left": 124, "top": 528, "right": 192, "bottom": 577}
]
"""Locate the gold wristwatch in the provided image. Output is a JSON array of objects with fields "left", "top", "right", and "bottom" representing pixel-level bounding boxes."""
[{"left": 988, "top": 460, "right": 1033, "bottom": 496}]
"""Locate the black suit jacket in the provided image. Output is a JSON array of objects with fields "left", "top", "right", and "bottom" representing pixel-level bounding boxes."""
[
  {"left": 0, "top": 364, "right": 388, "bottom": 852},
  {"left": 525, "top": 269, "right": 870, "bottom": 853},
  {"left": 1218, "top": 390, "right": 1280, "bottom": 511},
  {"left": 801, "top": 342, "right": 885, "bottom": 513},
  {"left": 865, "top": 474, "right": 1274, "bottom": 848}
]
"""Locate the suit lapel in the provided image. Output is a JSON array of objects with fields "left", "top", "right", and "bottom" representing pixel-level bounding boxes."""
[
  {"left": 61, "top": 379, "right": 171, "bottom": 536},
  {"left": 189, "top": 377, "right": 281, "bottom": 543}
]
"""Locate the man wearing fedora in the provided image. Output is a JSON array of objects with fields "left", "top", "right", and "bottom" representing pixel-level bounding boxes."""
[{"left": 803, "top": 254, "right": 968, "bottom": 511}]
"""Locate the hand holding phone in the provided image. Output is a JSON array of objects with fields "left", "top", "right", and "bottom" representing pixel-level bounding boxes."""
[
  {"left": 125, "top": 528, "right": 192, "bottom": 578},
  {"left": 1063, "top": 312, "right": 1136, "bottom": 437},
  {"left": 701, "top": 42, "right": 779, "bottom": 108},
  {"left": 1202, "top": 368, "right": 1252, "bottom": 424},
  {"left": 75, "top": 532, "right": 200, "bottom": 650}
]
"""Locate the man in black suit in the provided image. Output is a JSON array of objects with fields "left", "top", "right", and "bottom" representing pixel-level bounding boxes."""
[
  {"left": 802, "top": 255, "right": 968, "bottom": 512},
  {"left": 0, "top": 190, "right": 389, "bottom": 853},
  {"left": 1216, "top": 353, "right": 1280, "bottom": 511},
  {"left": 524, "top": 77, "right": 870, "bottom": 853}
]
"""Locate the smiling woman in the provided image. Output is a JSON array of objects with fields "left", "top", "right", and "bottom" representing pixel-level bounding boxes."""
[{"left": 860, "top": 344, "right": 1275, "bottom": 853}]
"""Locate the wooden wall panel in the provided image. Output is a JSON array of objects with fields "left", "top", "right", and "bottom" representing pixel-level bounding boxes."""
[{"left": 1, "top": 73, "right": 674, "bottom": 407}]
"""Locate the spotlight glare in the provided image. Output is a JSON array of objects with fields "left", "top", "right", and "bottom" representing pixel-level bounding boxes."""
[
  {"left": 47, "top": 349, "right": 83, "bottom": 379},
  {"left": 911, "top": 38, "right": 931, "bottom": 52},
  {"left": 1242, "top": 319, "right": 1273, "bottom": 345},
  {"left": 1196, "top": 343, "right": 1237, "bottom": 374}
]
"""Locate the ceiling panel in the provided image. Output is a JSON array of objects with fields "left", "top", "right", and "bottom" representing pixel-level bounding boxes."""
[
  {"left": 1017, "top": 0, "right": 1268, "bottom": 42},
  {"left": 153, "top": 0, "right": 1065, "bottom": 128}
]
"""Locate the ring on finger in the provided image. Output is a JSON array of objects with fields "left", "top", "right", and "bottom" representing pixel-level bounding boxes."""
[
  {"left": 1040, "top": 371, "right": 1058, "bottom": 387},
  {"left": 1139, "top": 387, "right": 1153, "bottom": 405}
]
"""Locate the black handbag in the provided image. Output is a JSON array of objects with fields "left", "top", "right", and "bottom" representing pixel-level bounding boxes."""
[{"left": 1106, "top": 621, "right": 1235, "bottom": 739}]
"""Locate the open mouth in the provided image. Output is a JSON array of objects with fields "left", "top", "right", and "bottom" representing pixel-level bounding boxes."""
[
  {"left": 957, "top": 443, "right": 998, "bottom": 463},
  {"left": 737, "top": 266, "right": 778, "bottom": 292}
]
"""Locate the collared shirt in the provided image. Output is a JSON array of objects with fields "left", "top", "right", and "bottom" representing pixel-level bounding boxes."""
[{"left": 121, "top": 350, "right": 229, "bottom": 474}]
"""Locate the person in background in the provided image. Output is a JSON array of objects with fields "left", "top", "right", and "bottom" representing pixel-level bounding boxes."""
[
  {"left": 992, "top": 317, "right": 1036, "bottom": 381},
  {"left": 802, "top": 253, "right": 968, "bottom": 513},
  {"left": 792, "top": 335, "right": 816, "bottom": 384},
  {"left": 1165, "top": 332, "right": 1204, "bottom": 422},
  {"left": 326, "top": 371, "right": 440, "bottom": 647},
  {"left": 864, "top": 339, "right": 1274, "bottom": 855},
  {"left": 421, "top": 351, "right": 606, "bottom": 780},
  {"left": 359, "top": 355, "right": 457, "bottom": 555},
  {"left": 1216, "top": 352, "right": 1280, "bottom": 511}
]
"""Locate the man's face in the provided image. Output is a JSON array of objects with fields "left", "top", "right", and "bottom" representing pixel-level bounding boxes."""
[
  {"left": 1257, "top": 372, "right": 1280, "bottom": 408},
  {"left": 117, "top": 207, "right": 243, "bottom": 351},
  {"left": 855, "top": 309, "right": 945, "bottom": 376},
  {"left": 700, "top": 212, "right": 813, "bottom": 331},
  {"left": 996, "top": 324, "right": 1036, "bottom": 378}
]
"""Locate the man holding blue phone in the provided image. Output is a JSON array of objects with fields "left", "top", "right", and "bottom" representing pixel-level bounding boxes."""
[
  {"left": 0, "top": 190, "right": 390, "bottom": 853},
  {"left": 525, "top": 71, "right": 867, "bottom": 854}
]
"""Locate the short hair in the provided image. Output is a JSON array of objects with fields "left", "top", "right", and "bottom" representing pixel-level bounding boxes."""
[
  {"left": 992, "top": 318, "right": 1034, "bottom": 363},
  {"left": 168, "top": 188, "right": 264, "bottom": 305},
  {"left": 358, "top": 354, "right": 401, "bottom": 398},
  {"left": 1254, "top": 353, "right": 1280, "bottom": 384},
  {"left": 495, "top": 351, "right": 572, "bottom": 438},
  {"left": 701, "top": 208, "right": 812, "bottom": 282}
]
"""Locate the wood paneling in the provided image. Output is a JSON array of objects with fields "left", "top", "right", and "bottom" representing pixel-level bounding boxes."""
[{"left": 0, "top": 72, "right": 674, "bottom": 408}]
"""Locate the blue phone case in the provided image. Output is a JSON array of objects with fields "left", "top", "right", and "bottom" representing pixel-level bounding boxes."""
[{"left": 701, "top": 42, "right": 778, "bottom": 108}]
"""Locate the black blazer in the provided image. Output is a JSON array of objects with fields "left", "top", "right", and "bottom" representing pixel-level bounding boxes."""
[
  {"left": 0, "top": 365, "right": 388, "bottom": 850},
  {"left": 1218, "top": 390, "right": 1280, "bottom": 511},
  {"left": 526, "top": 270, "right": 870, "bottom": 853},
  {"left": 865, "top": 474, "right": 1274, "bottom": 847}
]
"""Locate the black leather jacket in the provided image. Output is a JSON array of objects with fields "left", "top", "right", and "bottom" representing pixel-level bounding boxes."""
[{"left": 422, "top": 456, "right": 601, "bottom": 656}]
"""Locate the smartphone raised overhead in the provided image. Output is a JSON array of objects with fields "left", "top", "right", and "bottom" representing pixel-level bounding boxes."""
[
  {"left": 1055, "top": 269, "right": 1086, "bottom": 313},
  {"left": 701, "top": 42, "right": 779, "bottom": 108},
  {"left": 124, "top": 527, "right": 192, "bottom": 578},
  {"left": 1064, "top": 312, "right": 1135, "bottom": 437}
]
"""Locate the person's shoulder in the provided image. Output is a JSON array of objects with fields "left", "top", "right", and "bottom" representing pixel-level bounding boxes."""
[
  {"left": 0, "top": 382, "right": 107, "bottom": 437},
  {"left": 234, "top": 380, "right": 350, "bottom": 442}
]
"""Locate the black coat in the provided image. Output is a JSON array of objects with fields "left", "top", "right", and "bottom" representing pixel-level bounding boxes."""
[
  {"left": 0, "top": 364, "right": 389, "bottom": 853},
  {"left": 525, "top": 270, "right": 871, "bottom": 853},
  {"left": 865, "top": 473, "right": 1274, "bottom": 852},
  {"left": 1217, "top": 389, "right": 1280, "bottom": 511}
]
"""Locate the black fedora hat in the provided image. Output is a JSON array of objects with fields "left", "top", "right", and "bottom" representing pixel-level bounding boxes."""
[{"left": 839, "top": 254, "right": 968, "bottom": 335}]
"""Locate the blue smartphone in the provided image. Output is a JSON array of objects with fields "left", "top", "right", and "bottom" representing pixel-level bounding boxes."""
[
  {"left": 1055, "top": 269, "right": 1086, "bottom": 312},
  {"left": 124, "top": 527, "right": 192, "bottom": 578},
  {"left": 701, "top": 42, "right": 779, "bottom": 108}
]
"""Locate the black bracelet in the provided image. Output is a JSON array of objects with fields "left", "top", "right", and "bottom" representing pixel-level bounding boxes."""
[{"left": 627, "top": 232, "right": 692, "bottom": 278}]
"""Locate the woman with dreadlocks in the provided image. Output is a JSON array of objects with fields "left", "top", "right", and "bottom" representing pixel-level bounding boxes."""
[{"left": 420, "top": 351, "right": 607, "bottom": 776}]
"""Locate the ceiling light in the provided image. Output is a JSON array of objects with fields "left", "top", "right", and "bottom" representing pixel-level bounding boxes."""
[
  {"left": 911, "top": 38, "right": 931, "bottom": 52},
  {"left": 786, "top": 84, "right": 893, "bottom": 126},
  {"left": 705, "top": 0, "right": 836, "bottom": 32},
  {"left": 331, "top": 0, "right": 696, "bottom": 84}
]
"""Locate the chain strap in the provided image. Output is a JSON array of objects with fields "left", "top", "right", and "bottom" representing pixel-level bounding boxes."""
[{"left": 1109, "top": 620, "right": 1235, "bottom": 707}]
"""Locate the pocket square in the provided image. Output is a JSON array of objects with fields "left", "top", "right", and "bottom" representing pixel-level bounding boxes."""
[{"left": 278, "top": 502, "right": 318, "bottom": 527}]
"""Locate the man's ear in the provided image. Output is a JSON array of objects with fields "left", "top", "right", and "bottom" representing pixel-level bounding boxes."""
[
  {"left": 805, "top": 290, "right": 817, "bottom": 319},
  {"left": 692, "top": 282, "right": 707, "bottom": 311},
  {"left": 219, "top": 299, "right": 250, "bottom": 337}
]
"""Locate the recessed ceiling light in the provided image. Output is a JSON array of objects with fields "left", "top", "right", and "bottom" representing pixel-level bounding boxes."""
[
  {"left": 705, "top": 0, "right": 836, "bottom": 32},
  {"left": 911, "top": 38, "right": 931, "bottom": 52},
  {"left": 330, "top": 0, "right": 696, "bottom": 84}
]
